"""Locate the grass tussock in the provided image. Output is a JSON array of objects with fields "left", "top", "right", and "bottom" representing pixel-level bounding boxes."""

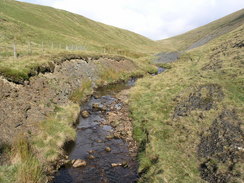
[
  {"left": 97, "top": 67, "right": 120, "bottom": 85},
  {"left": 129, "top": 25, "right": 244, "bottom": 182},
  {"left": 70, "top": 78, "right": 93, "bottom": 103},
  {"left": 0, "top": 103, "right": 80, "bottom": 182},
  {"left": 13, "top": 135, "right": 45, "bottom": 183},
  {"left": 0, "top": 134, "right": 45, "bottom": 183},
  {"left": 33, "top": 104, "right": 80, "bottom": 162}
]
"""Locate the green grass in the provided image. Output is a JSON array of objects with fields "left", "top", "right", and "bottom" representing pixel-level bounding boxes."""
[
  {"left": 0, "top": 103, "right": 80, "bottom": 182},
  {"left": 32, "top": 104, "right": 79, "bottom": 162},
  {"left": 0, "top": 0, "right": 160, "bottom": 56},
  {"left": 0, "top": 0, "right": 163, "bottom": 82},
  {"left": 129, "top": 25, "right": 244, "bottom": 182},
  {"left": 0, "top": 134, "right": 45, "bottom": 183},
  {"left": 70, "top": 78, "right": 93, "bottom": 103}
]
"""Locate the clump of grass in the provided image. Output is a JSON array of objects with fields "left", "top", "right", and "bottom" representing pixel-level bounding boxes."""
[
  {"left": 16, "top": 154, "right": 44, "bottom": 183},
  {"left": 33, "top": 104, "right": 79, "bottom": 162},
  {"left": 0, "top": 134, "right": 46, "bottom": 183},
  {"left": 97, "top": 67, "right": 120, "bottom": 85},
  {"left": 70, "top": 78, "right": 93, "bottom": 103},
  {"left": 155, "top": 63, "right": 173, "bottom": 69},
  {"left": 0, "top": 103, "right": 80, "bottom": 183}
]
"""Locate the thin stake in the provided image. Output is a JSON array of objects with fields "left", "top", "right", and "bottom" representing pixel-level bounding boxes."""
[{"left": 13, "top": 42, "right": 17, "bottom": 59}]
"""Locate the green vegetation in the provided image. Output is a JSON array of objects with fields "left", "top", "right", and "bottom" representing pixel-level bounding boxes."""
[
  {"left": 0, "top": 0, "right": 163, "bottom": 83},
  {"left": 0, "top": 104, "right": 80, "bottom": 182},
  {"left": 70, "top": 78, "right": 93, "bottom": 103},
  {"left": 130, "top": 25, "right": 244, "bottom": 182},
  {"left": 0, "top": 134, "right": 45, "bottom": 183},
  {"left": 0, "top": 0, "right": 160, "bottom": 55},
  {"left": 33, "top": 104, "right": 79, "bottom": 162},
  {"left": 0, "top": 1, "right": 243, "bottom": 182},
  {"left": 158, "top": 9, "right": 244, "bottom": 51}
]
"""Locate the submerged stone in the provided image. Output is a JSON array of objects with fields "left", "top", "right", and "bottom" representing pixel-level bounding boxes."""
[
  {"left": 72, "top": 159, "right": 87, "bottom": 168},
  {"left": 81, "top": 110, "right": 89, "bottom": 118}
]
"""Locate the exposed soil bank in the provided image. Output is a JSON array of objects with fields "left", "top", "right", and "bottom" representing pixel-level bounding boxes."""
[{"left": 0, "top": 56, "right": 139, "bottom": 144}]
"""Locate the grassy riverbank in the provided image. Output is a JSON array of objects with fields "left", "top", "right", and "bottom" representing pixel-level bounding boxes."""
[
  {"left": 0, "top": 104, "right": 79, "bottom": 183},
  {"left": 129, "top": 25, "right": 244, "bottom": 182},
  {"left": 0, "top": 54, "right": 156, "bottom": 183}
]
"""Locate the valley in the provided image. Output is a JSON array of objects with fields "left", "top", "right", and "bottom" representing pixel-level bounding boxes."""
[{"left": 0, "top": 1, "right": 243, "bottom": 183}]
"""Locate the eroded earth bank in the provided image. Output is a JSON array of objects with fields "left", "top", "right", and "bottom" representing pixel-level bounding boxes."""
[{"left": 0, "top": 55, "right": 148, "bottom": 182}]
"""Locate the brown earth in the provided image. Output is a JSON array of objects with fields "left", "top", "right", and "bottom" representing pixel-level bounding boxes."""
[{"left": 0, "top": 56, "right": 138, "bottom": 145}]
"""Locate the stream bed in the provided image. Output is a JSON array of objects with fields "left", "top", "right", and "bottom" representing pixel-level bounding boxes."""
[{"left": 53, "top": 68, "right": 164, "bottom": 183}]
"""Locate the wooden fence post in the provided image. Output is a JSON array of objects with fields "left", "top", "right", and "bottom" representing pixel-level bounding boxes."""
[{"left": 13, "top": 42, "right": 17, "bottom": 59}]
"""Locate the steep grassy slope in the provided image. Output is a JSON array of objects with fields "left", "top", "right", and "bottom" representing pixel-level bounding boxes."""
[
  {"left": 130, "top": 25, "right": 244, "bottom": 182},
  {"left": 0, "top": 0, "right": 159, "bottom": 54},
  {"left": 0, "top": 0, "right": 161, "bottom": 83},
  {"left": 158, "top": 9, "right": 244, "bottom": 51}
]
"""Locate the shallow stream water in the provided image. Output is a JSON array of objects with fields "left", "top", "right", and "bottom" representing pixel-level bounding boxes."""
[{"left": 53, "top": 68, "right": 164, "bottom": 183}]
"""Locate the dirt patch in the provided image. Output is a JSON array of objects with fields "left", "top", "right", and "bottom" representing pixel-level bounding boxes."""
[
  {"left": 0, "top": 57, "right": 138, "bottom": 144},
  {"left": 233, "top": 40, "right": 244, "bottom": 48},
  {"left": 198, "top": 109, "right": 244, "bottom": 183},
  {"left": 202, "top": 60, "right": 223, "bottom": 71},
  {"left": 174, "top": 84, "right": 224, "bottom": 118}
]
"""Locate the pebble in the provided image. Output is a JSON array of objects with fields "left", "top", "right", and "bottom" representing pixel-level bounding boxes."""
[
  {"left": 81, "top": 110, "right": 89, "bottom": 118},
  {"left": 105, "top": 147, "right": 111, "bottom": 152}
]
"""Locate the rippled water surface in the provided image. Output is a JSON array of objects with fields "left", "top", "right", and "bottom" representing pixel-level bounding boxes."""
[
  {"left": 53, "top": 68, "right": 164, "bottom": 183},
  {"left": 53, "top": 80, "right": 138, "bottom": 183}
]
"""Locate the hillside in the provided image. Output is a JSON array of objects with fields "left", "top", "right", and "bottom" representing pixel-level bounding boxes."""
[
  {"left": 0, "top": 0, "right": 161, "bottom": 84},
  {"left": 0, "top": 0, "right": 159, "bottom": 55},
  {"left": 0, "top": 2, "right": 243, "bottom": 182},
  {"left": 130, "top": 22, "right": 244, "bottom": 182},
  {"left": 158, "top": 9, "right": 244, "bottom": 52}
]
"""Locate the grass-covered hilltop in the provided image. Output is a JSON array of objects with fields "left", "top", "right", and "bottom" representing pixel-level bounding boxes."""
[{"left": 0, "top": 0, "right": 243, "bottom": 182}]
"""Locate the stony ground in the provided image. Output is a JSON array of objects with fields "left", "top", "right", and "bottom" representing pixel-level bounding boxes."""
[{"left": 0, "top": 57, "right": 138, "bottom": 144}]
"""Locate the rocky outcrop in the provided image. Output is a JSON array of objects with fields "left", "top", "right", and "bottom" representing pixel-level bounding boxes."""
[{"left": 0, "top": 56, "right": 138, "bottom": 144}]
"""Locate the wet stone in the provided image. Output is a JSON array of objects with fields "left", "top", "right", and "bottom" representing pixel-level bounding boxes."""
[
  {"left": 88, "top": 155, "right": 96, "bottom": 160},
  {"left": 72, "top": 159, "right": 87, "bottom": 168},
  {"left": 105, "top": 147, "right": 111, "bottom": 152},
  {"left": 81, "top": 110, "right": 89, "bottom": 118}
]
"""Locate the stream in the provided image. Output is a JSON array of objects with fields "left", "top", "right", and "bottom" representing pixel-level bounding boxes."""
[{"left": 53, "top": 68, "right": 165, "bottom": 183}]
